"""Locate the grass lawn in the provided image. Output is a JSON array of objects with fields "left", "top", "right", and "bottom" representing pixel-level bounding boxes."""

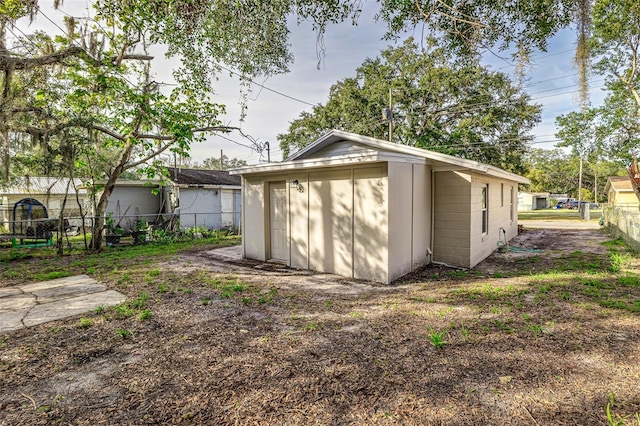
[
  {"left": 519, "top": 208, "right": 602, "bottom": 222},
  {"left": 1, "top": 230, "right": 640, "bottom": 424}
]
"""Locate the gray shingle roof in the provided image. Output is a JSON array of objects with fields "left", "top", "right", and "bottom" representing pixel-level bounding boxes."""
[{"left": 166, "top": 168, "right": 241, "bottom": 186}]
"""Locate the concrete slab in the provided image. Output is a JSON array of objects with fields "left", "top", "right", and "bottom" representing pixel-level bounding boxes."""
[
  {"left": 23, "top": 290, "right": 126, "bottom": 328},
  {"left": 0, "top": 275, "right": 126, "bottom": 334},
  {"left": 206, "top": 245, "right": 243, "bottom": 261},
  {"left": 0, "top": 307, "right": 33, "bottom": 333},
  {"left": 20, "top": 274, "right": 96, "bottom": 293},
  {"left": 0, "top": 294, "right": 34, "bottom": 312},
  {"left": 0, "top": 288, "right": 23, "bottom": 298},
  {"left": 32, "top": 281, "right": 108, "bottom": 304}
]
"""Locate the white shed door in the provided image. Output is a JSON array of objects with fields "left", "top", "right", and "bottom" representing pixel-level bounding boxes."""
[
  {"left": 221, "top": 190, "right": 234, "bottom": 228},
  {"left": 269, "top": 182, "right": 289, "bottom": 262}
]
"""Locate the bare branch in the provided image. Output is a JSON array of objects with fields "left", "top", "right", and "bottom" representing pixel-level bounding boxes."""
[
  {"left": 0, "top": 47, "right": 153, "bottom": 71},
  {"left": 125, "top": 144, "right": 173, "bottom": 169},
  {"left": 0, "top": 47, "right": 83, "bottom": 70}
]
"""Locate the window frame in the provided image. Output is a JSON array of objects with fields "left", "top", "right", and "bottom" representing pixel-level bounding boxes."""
[
  {"left": 481, "top": 184, "right": 489, "bottom": 235},
  {"left": 510, "top": 186, "right": 514, "bottom": 223}
]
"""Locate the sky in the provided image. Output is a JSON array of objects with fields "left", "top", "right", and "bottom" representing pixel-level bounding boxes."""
[{"left": 12, "top": 1, "right": 606, "bottom": 165}]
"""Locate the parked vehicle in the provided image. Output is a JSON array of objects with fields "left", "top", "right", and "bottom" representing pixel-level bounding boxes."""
[
  {"left": 557, "top": 198, "right": 576, "bottom": 208},
  {"left": 569, "top": 200, "right": 599, "bottom": 210}
]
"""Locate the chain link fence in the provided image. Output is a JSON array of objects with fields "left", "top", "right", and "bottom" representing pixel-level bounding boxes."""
[
  {"left": 602, "top": 205, "right": 640, "bottom": 251},
  {"left": 0, "top": 212, "right": 241, "bottom": 249}
]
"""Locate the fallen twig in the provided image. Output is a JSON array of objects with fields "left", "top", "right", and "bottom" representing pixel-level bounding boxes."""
[{"left": 21, "top": 393, "right": 37, "bottom": 410}]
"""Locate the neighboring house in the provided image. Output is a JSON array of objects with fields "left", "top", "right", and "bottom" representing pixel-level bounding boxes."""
[
  {"left": 100, "top": 180, "right": 165, "bottom": 231},
  {"left": 231, "top": 130, "right": 528, "bottom": 284},
  {"left": 518, "top": 192, "right": 549, "bottom": 211},
  {"left": 166, "top": 168, "right": 242, "bottom": 230},
  {"left": 604, "top": 176, "right": 639, "bottom": 210},
  {"left": 0, "top": 177, "right": 88, "bottom": 231}
]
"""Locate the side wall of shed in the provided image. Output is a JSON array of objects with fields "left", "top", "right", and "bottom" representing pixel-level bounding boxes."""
[
  {"left": 387, "top": 162, "right": 432, "bottom": 282},
  {"left": 433, "top": 171, "right": 471, "bottom": 267},
  {"left": 469, "top": 174, "right": 519, "bottom": 268}
]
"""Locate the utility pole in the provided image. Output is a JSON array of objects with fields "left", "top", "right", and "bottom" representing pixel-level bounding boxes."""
[
  {"left": 578, "top": 154, "right": 583, "bottom": 213},
  {"left": 220, "top": 149, "right": 223, "bottom": 170},
  {"left": 594, "top": 170, "right": 598, "bottom": 203},
  {"left": 265, "top": 141, "right": 271, "bottom": 162}
]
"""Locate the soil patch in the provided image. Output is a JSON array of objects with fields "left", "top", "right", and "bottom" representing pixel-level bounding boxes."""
[{"left": 1, "top": 228, "right": 639, "bottom": 425}]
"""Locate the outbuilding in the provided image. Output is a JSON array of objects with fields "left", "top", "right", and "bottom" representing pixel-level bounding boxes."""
[
  {"left": 166, "top": 168, "right": 242, "bottom": 230},
  {"left": 517, "top": 192, "right": 549, "bottom": 211},
  {"left": 604, "top": 176, "right": 639, "bottom": 210},
  {"left": 232, "top": 130, "right": 528, "bottom": 284}
]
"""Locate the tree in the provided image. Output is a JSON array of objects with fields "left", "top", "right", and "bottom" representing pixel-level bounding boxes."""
[
  {"left": 2, "top": 16, "right": 234, "bottom": 249},
  {"left": 0, "top": 0, "right": 599, "bottom": 250},
  {"left": 278, "top": 39, "right": 541, "bottom": 173},
  {"left": 591, "top": 0, "right": 640, "bottom": 109},
  {"left": 191, "top": 155, "right": 248, "bottom": 171},
  {"left": 523, "top": 148, "right": 622, "bottom": 201}
]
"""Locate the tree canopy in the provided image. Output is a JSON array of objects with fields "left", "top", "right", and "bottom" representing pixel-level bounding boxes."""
[
  {"left": 278, "top": 39, "right": 541, "bottom": 173},
  {"left": 523, "top": 148, "right": 622, "bottom": 201}
]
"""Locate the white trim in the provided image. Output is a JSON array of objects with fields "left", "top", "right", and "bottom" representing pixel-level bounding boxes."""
[
  {"left": 174, "top": 184, "right": 241, "bottom": 190},
  {"left": 232, "top": 130, "right": 529, "bottom": 184},
  {"left": 283, "top": 130, "right": 529, "bottom": 184},
  {"left": 230, "top": 153, "right": 385, "bottom": 175}
]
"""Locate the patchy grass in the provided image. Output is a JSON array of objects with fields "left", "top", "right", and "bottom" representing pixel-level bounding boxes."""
[
  {"left": 0, "top": 235, "right": 241, "bottom": 285},
  {"left": 1, "top": 230, "right": 640, "bottom": 425}
]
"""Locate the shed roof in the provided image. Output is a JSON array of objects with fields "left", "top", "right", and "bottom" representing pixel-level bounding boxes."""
[
  {"left": 166, "top": 168, "right": 241, "bottom": 187},
  {"left": 232, "top": 130, "right": 530, "bottom": 184},
  {"left": 604, "top": 176, "right": 633, "bottom": 193},
  {"left": 519, "top": 192, "right": 549, "bottom": 198},
  {"left": 0, "top": 177, "right": 86, "bottom": 195}
]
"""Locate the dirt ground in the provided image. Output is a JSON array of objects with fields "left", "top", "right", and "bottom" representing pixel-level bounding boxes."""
[{"left": 2, "top": 227, "right": 640, "bottom": 425}]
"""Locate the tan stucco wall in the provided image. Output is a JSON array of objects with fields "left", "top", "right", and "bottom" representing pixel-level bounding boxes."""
[
  {"left": 241, "top": 165, "right": 390, "bottom": 283},
  {"left": 290, "top": 173, "right": 309, "bottom": 270},
  {"left": 243, "top": 161, "right": 517, "bottom": 281},
  {"left": 386, "top": 162, "right": 432, "bottom": 282},
  {"left": 433, "top": 171, "right": 472, "bottom": 267},
  {"left": 411, "top": 164, "right": 432, "bottom": 271},
  {"left": 353, "top": 165, "right": 388, "bottom": 282},
  {"left": 433, "top": 171, "right": 518, "bottom": 268},
  {"left": 242, "top": 176, "right": 266, "bottom": 261},
  {"left": 308, "top": 169, "right": 354, "bottom": 278},
  {"left": 470, "top": 174, "right": 518, "bottom": 268}
]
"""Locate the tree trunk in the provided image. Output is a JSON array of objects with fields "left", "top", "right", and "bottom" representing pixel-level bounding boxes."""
[{"left": 89, "top": 139, "right": 135, "bottom": 250}]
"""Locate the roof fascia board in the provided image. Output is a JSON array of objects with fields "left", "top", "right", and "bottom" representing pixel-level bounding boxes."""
[
  {"left": 231, "top": 153, "right": 384, "bottom": 175},
  {"left": 175, "top": 184, "right": 241, "bottom": 190},
  {"left": 286, "top": 130, "right": 509, "bottom": 175}
]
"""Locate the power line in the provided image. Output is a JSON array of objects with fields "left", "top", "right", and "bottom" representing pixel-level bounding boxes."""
[
  {"left": 495, "top": 48, "right": 575, "bottom": 71},
  {"left": 215, "top": 63, "right": 316, "bottom": 107}
]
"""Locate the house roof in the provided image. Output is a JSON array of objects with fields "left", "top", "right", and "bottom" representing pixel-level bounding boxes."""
[
  {"left": 0, "top": 177, "right": 86, "bottom": 195},
  {"left": 604, "top": 176, "right": 633, "bottom": 193},
  {"left": 166, "top": 167, "right": 241, "bottom": 187},
  {"left": 231, "top": 130, "right": 530, "bottom": 184},
  {"left": 520, "top": 192, "right": 549, "bottom": 198}
]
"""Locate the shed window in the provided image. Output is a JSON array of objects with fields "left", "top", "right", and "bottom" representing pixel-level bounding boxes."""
[
  {"left": 501, "top": 183, "right": 504, "bottom": 207},
  {"left": 482, "top": 184, "right": 489, "bottom": 234}
]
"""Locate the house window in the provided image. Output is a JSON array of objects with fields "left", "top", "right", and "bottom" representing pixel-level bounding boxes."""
[
  {"left": 482, "top": 184, "right": 489, "bottom": 234},
  {"left": 510, "top": 187, "right": 514, "bottom": 222},
  {"left": 501, "top": 183, "right": 504, "bottom": 207}
]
